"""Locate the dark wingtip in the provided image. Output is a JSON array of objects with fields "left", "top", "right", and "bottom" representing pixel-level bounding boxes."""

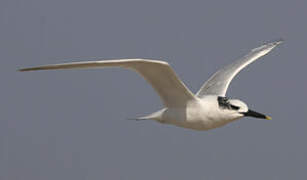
[
  {"left": 264, "top": 38, "right": 284, "bottom": 46},
  {"left": 252, "top": 38, "right": 284, "bottom": 52},
  {"left": 18, "top": 67, "right": 46, "bottom": 72},
  {"left": 126, "top": 117, "right": 148, "bottom": 121},
  {"left": 18, "top": 68, "right": 26, "bottom": 72}
]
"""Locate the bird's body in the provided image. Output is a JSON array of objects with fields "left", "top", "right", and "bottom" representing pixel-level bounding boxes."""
[
  {"left": 139, "top": 95, "right": 238, "bottom": 130},
  {"left": 20, "top": 40, "right": 283, "bottom": 130}
]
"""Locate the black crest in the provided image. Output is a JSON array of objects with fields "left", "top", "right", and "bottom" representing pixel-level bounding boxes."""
[{"left": 217, "top": 96, "right": 240, "bottom": 110}]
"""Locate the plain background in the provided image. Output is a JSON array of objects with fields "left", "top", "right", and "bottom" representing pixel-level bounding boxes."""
[{"left": 1, "top": 0, "right": 307, "bottom": 179}]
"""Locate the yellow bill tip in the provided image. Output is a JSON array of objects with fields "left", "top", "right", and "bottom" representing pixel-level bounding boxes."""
[{"left": 265, "top": 116, "right": 272, "bottom": 120}]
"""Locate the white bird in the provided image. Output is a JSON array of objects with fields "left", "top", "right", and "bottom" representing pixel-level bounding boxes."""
[{"left": 19, "top": 40, "right": 283, "bottom": 130}]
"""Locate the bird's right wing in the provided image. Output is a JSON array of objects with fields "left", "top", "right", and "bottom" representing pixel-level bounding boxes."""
[
  {"left": 19, "top": 59, "right": 196, "bottom": 108},
  {"left": 196, "top": 39, "right": 283, "bottom": 97}
]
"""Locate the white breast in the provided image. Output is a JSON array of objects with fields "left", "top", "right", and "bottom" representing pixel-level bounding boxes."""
[{"left": 160, "top": 95, "right": 241, "bottom": 130}]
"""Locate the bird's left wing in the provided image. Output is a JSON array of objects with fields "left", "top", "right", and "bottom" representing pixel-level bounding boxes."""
[
  {"left": 19, "top": 59, "right": 196, "bottom": 108},
  {"left": 196, "top": 39, "right": 283, "bottom": 97}
]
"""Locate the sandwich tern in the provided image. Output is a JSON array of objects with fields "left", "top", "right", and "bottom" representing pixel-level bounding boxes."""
[{"left": 19, "top": 39, "right": 283, "bottom": 130}]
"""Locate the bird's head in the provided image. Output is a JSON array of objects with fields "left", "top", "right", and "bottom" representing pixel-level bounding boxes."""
[{"left": 217, "top": 97, "right": 271, "bottom": 120}]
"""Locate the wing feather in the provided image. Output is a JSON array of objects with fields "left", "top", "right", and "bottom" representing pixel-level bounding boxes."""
[
  {"left": 196, "top": 39, "right": 283, "bottom": 97},
  {"left": 19, "top": 59, "right": 196, "bottom": 108}
]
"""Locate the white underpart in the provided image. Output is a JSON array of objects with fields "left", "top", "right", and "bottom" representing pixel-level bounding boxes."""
[{"left": 20, "top": 40, "right": 283, "bottom": 130}]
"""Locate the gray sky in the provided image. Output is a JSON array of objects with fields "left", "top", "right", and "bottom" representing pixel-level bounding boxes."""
[{"left": 1, "top": 0, "right": 307, "bottom": 179}]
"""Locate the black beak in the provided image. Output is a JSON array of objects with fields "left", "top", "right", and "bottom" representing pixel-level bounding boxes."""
[{"left": 243, "top": 110, "right": 271, "bottom": 120}]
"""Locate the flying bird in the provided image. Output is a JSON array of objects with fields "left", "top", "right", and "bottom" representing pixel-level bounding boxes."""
[{"left": 19, "top": 40, "right": 283, "bottom": 130}]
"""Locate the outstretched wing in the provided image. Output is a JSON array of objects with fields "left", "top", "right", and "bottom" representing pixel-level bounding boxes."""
[
  {"left": 196, "top": 39, "right": 283, "bottom": 97},
  {"left": 19, "top": 59, "right": 196, "bottom": 108}
]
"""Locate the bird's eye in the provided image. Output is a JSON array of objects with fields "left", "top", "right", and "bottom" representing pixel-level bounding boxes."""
[
  {"left": 217, "top": 96, "right": 240, "bottom": 110},
  {"left": 230, "top": 104, "right": 240, "bottom": 110}
]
